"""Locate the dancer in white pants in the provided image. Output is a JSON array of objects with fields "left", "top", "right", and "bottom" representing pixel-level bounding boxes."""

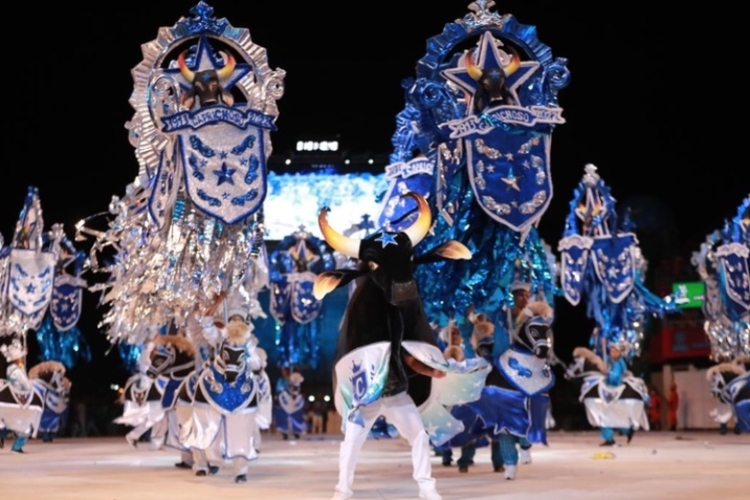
[{"left": 335, "top": 390, "right": 439, "bottom": 500}]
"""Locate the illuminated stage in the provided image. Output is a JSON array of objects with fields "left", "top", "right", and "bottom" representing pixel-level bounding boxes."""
[{"left": 1, "top": 431, "right": 748, "bottom": 499}]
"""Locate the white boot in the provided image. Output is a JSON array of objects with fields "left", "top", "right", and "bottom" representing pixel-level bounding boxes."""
[
  {"left": 519, "top": 448, "right": 532, "bottom": 464},
  {"left": 419, "top": 488, "right": 443, "bottom": 500},
  {"left": 504, "top": 464, "right": 517, "bottom": 480}
]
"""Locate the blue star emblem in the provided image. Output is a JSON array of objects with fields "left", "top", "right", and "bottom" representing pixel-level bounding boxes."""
[
  {"left": 26, "top": 283, "right": 36, "bottom": 293},
  {"left": 375, "top": 232, "right": 398, "bottom": 248},
  {"left": 219, "top": 151, "right": 228, "bottom": 159},
  {"left": 213, "top": 163, "right": 236, "bottom": 186},
  {"left": 165, "top": 36, "right": 252, "bottom": 94},
  {"left": 441, "top": 31, "right": 539, "bottom": 114}
]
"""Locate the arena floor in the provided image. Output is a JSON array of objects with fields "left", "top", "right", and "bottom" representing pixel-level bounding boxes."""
[{"left": 1, "top": 430, "right": 748, "bottom": 499}]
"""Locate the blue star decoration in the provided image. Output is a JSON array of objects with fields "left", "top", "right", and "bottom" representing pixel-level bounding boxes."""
[
  {"left": 375, "top": 232, "right": 398, "bottom": 248},
  {"left": 213, "top": 163, "right": 236, "bottom": 185},
  {"left": 441, "top": 31, "right": 539, "bottom": 114},
  {"left": 165, "top": 36, "right": 252, "bottom": 95}
]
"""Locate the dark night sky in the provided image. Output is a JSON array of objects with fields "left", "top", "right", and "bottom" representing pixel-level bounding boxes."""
[{"left": 3, "top": 1, "right": 747, "bottom": 393}]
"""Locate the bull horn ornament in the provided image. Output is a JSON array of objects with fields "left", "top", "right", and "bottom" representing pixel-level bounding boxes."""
[
  {"left": 216, "top": 51, "right": 236, "bottom": 80},
  {"left": 464, "top": 45, "right": 521, "bottom": 80},
  {"left": 177, "top": 50, "right": 236, "bottom": 82},
  {"left": 318, "top": 192, "right": 432, "bottom": 258},
  {"left": 177, "top": 51, "right": 195, "bottom": 81}
]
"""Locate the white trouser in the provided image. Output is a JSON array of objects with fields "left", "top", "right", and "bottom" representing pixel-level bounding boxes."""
[
  {"left": 126, "top": 421, "right": 153, "bottom": 442},
  {"left": 149, "top": 417, "right": 167, "bottom": 448},
  {"left": 334, "top": 391, "right": 436, "bottom": 498},
  {"left": 192, "top": 448, "right": 214, "bottom": 473}
]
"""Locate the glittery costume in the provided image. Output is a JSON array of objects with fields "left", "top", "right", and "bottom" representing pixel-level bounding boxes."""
[
  {"left": 180, "top": 299, "right": 264, "bottom": 483},
  {"left": 0, "top": 337, "right": 43, "bottom": 453},
  {"left": 273, "top": 372, "right": 308, "bottom": 439},
  {"left": 28, "top": 361, "right": 70, "bottom": 443},
  {"left": 114, "top": 342, "right": 167, "bottom": 447}
]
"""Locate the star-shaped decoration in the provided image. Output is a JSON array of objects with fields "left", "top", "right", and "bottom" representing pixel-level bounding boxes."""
[
  {"left": 240, "top": 158, "right": 249, "bottom": 166},
  {"left": 441, "top": 31, "right": 540, "bottom": 114},
  {"left": 165, "top": 36, "right": 252, "bottom": 95},
  {"left": 219, "top": 151, "right": 228, "bottom": 159},
  {"left": 213, "top": 163, "right": 236, "bottom": 186},
  {"left": 375, "top": 232, "right": 398, "bottom": 248},
  {"left": 501, "top": 169, "right": 521, "bottom": 192},
  {"left": 222, "top": 192, "right": 231, "bottom": 199},
  {"left": 425, "top": 423, "right": 438, "bottom": 435},
  {"left": 505, "top": 153, "right": 514, "bottom": 161},
  {"left": 289, "top": 239, "right": 320, "bottom": 269},
  {"left": 26, "top": 283, "right": 36, "bottom": 293}
]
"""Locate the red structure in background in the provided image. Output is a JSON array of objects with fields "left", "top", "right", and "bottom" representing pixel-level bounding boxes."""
[{"left": 648, "top": 256, "right": 710, "bottom": 363}]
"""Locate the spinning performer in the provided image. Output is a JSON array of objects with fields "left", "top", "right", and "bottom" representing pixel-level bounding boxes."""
[
  {"left": 315, "top": 193, "right": 486, "bottom": 500},
  {"left": 561, "top": 165, "right": 677, "bottom": 445}
]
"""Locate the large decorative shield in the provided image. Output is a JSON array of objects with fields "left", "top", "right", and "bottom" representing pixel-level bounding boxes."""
[
  {"left": 7, "top": 249, "right": 56, "bottom": 316},
  {"left": 269, "top": 276, "right": 290, "bottom": 324},
  {"left": 591, "top": 233, "right": 637, "bottom": 304},
  {"left": 437, "top": 31, "right": 564, "bottom": 233},
  {"left": 289, "top": 272, "right": 323, "bottom": 324},
  {"left": 377, "top": 157, "right": 434, "bottom": 232},
  {"left": 50, "top": 273, "right": 85, "bottom": 332},
  {"left": 335, "top": 342, "right": 390, "bottom": 416},
  {"left": 558, "top": 234, "right": 594, "bottom": 305},
  {"left": 173, "top": 110, "right": 270, "bottom": 225},
  {"left": 715, "top": 242, "right": 750, "bottom": 316},
  {"left": 466, "top": 131, "right": 552, "bottom": 232}
]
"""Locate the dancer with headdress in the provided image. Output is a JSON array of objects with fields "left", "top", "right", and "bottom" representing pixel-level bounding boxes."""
[
  {"left": 376, "top": 2, "right": 568, "bottom": 480},
  {"left": 29, "top": 361, "right": 70, "bottom": 443},
  {"left": 70, "top": 3, "right": 281, "bottom": 476},
  {"left": 693, "top": 195, "right": 750, "bottom": 434},
  {"left": 75, "top": 0, "right": 283, "bottom": 369},
  {"left": 0, "top": 187, "right": 70, "bottom": 453},
  {"left": 180, "top": 287, "right": 265, "bottom": 482},
  {"left": 560, "top": 165, "right": 678, "bottom": 446},
  {"left": 274, "top": 371, "right": 307, "bottom": 440}
]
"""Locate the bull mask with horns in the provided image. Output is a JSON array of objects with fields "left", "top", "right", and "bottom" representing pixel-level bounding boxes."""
[
  {"left": 314, "top": 192, "right": 472, "bottom": 406},
  {"left": 313, "top": 192, "right": 471, "bottom": 304},
  {"left": 178, "top": 49, "right": 237, "bottom": 109},
  {"left": 464, "top": 44, "right": 520, "bottom": 113}
]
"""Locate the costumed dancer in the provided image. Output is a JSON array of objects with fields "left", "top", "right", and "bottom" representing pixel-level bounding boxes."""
[
  {"left": 29, "top": 361, "right": 70, "bottom": 443},
  {"left": 114, "top": 340, "right": 165, "bottom": 448},
  {"left": 692, "top": 195, "right": 750, "bottom": 434},
  {"left": 252, "top": 346, "right": 272, "bottom": 453},
  {"left": 314, "top": 193, "right": 490, "bottom": 500},
  {"left": 0, "top": 337, "right": 42, "bottom": 453},
  {"left": 181, "top": 288, "right": 265, "bottom": 482},
  {"left": 274, "top": 371, "right": 307, "bottom": 440},
  {"left": 145, "top": 326, "right": 198, "bottom": 462},
  {"left": 560, "top": 165, "right": 678, "bottom": 446},
  {"left": 376, "top": 3, "right": 567, "bottom": 478},
  {"left": 458, "top": 295, "right": 554, "bottom": 479},
  {"left": 0, "top": 187, "right": 68, "bottom": 452},
  {"left": 175, "top": 291, "right": 229, "bottom": 474},
  {"left": 269, "top": 225, "right": 335, "bottom": 373}
]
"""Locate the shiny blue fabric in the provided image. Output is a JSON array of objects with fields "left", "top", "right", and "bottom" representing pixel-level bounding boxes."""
[
  {"left": 735, "top": 400, "right": 750, "bottom": 433},
  {"left": 273, "top": 406, "right": 308, "bottom": 434},
  {"left": 161, "top": 377, "right": 183, "bottom": 409}
]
